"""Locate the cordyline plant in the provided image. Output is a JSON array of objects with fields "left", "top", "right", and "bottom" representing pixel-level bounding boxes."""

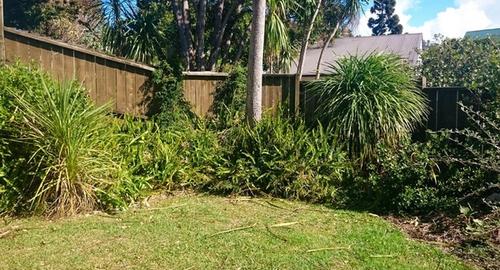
[
  {"left": 9, "top": 78, "right": 119, "bottom": 216},
  {"left": 308, "top": 53, "right": 429, "bottom": 164}
]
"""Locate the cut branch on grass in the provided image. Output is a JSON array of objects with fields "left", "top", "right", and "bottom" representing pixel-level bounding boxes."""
[
  {"left": 306, "top": 246, "right": 351, "bottom": 253},
  {"left": 208, "top": 223, "right": 257, "bottom": 237}
]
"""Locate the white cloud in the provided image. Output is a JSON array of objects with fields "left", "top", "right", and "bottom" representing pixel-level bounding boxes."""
[{"left": 356, "top": 0, "right": 500, "bottom": 40}]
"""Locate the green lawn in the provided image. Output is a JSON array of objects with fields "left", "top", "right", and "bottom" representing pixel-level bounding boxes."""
[{"left": 0, "top": 194, "right": 473, "bottom": 270}]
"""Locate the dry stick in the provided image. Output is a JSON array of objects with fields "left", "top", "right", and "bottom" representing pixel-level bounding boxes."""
[
  {"left": 208, "top": 224, "right": 257, "bottom": 238},
  {"left": 306, "top": 246, "right": 351, "bottom": 253},
  {"left": 0, "top": 230, "right": 11, "bottom": 239},
  {"left": 370, "top": 255, "right": 396, "bottom": 258},
  {"left": 269, "top": 222, "right": 299, "bottom": 228},
  {"left": 132, "top": 204, "right": 188, "bottom": 212},
  {"left": 265, "top": 226, "right": 288, "bottom": 242}
]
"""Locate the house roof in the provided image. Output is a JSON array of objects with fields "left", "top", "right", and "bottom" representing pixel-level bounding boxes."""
[
  {"left": 290, "top": 33, "right": 423, "bottom": 75},
  {"left": 464, "top": 28, "right": 500, "bottom": 40}
]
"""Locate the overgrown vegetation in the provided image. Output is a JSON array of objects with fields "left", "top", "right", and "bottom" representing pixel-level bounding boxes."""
[
  {"left": 422, "top": 37, "right": 499, "bottom": 109},
  {"left": 308, "top": 53, "right": 428, "bottom": 163},
  {"left": 1, "top": 45, "right": 497, "bottom": 267}
]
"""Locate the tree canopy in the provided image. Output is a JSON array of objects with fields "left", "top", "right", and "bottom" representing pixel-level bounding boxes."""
[{"left": 367, "top": 0, "right": 403, "bottom": 35}]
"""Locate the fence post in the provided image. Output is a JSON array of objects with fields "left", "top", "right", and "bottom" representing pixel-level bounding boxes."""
[{"left": 0, "top": 0, "right": 5, "bottom": 63}]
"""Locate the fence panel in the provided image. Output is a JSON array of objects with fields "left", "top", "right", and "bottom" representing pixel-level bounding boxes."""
[
  {"left": 4, "top": 28, "right": 154, "bottom": 116},
  {"left": 423, "top": 87, "right": 468, "bottom": 130}
]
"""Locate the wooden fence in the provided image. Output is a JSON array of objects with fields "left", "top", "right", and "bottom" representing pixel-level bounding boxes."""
[
  {"left": 3, "top": 27, "right": 297, "bottom": 117},
  {"left": 4, "top": 27, "right": 154, "bottom": 116},
  {"left": 2, "top": 27, "right": 467, "bottom": 130},
  {"left": 423, "top": 87, "right": 469, "bottom": 130},
  {"left": 183, "top": 72, "right": 296, "bottom": 116}
]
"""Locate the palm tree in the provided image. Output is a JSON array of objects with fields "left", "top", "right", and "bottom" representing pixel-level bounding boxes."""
[
  {"left": 246, "top": 0, "right": 266, "bottom": 124},
  {"left": 315, "top": 0, "right": 365, "bottom": 79},
  {"left": 265, "top": 0, "right": 297, "bottom": 73}
]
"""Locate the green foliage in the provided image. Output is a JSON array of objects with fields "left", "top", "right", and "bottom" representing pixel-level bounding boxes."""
[
  {"left": 0, "top": 64, "right": 148, "bottom": 216},
  {"left": 114, "top": 117, "right": 219, "bottom": 191},
  {"left": 207, "top": 114, "right": 351, "bottom": 203},
  {"left": 309, "top": 53, "right": 428, "bottom": 163},
  {"left": 422, "top": 37, "right": 499, "bottom": 105},
  {"left": 367, "top": 0, "right": 403, "bottom": 35},
  {"left": 150, "top": 61, "right": 195, "bottom": 128},
  {"left": 209, "top": 65, "right": 247, "bottom": 130},
  {"left": 7, "top": 77, "right": 122, "bottom": 216},
  {"left": 345, "top": 134, "right": 495, "bottom": 214},
  {"left": 101, "top": 2, "right": 177, "bottom": 65},
  {"left": 0, "top": 64, "right": 53, "bottom": 214}
]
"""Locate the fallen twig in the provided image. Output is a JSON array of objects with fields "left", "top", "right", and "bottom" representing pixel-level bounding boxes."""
[
  {"left": 306, "top": 246, "right": 351, "bottom": 253},
  {"left": 370, "top": 254, "right": 396, "bottom": 258},
  {"left": 269, "top": 222, "right": 299, "bottom": 228},
  {"left": 132, "top": 204, "right": 188, "bottom": 212},
  {"left": 0, "top": 230, "right": 11, "bottom": 239},
  {"left": 208, "top": 224, "right": 257, "bottom": 238}
]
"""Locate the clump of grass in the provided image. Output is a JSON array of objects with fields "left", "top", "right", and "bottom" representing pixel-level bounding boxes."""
[
  {"left": 9, "top": 76, "right": 119, "bottom": 216},
  {"left": 309, "top": 53, "right": 428, "bottom": 164}
]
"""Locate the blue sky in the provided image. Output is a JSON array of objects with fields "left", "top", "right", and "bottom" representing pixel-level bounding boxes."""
[{"left": 357, "top": 0, "right": 500, "bottom": 40}]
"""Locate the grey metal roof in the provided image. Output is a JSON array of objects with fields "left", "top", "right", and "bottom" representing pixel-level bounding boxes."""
[{"left": 290, "top": 33, "right": 423, "bottom": 75}]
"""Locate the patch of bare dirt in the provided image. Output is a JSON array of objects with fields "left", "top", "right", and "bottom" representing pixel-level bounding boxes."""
[{"left": 387, "top": 210, "right": 500, "bottom": 270}]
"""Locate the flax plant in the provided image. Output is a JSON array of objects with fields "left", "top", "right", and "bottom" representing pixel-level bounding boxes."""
[
  {"left": 9, "top": 77, "right": 118, "bottom": 216},
  {"left": 308, "top": 53, "right": 428, "bottom": 164}
]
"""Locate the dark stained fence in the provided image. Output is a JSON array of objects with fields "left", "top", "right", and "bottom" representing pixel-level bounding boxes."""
[{"left": 422, "top": 87, "right": 469, "bottom": 130}]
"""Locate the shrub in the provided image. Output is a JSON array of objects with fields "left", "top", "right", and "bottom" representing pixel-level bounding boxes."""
[
  {"left": 308, "top": 53, "right": 428, "bottom": 164},
  {"left": 114, "top": 116, "right": 219, "bottom": 191},
  {"left": 207, "top": 113, "right": 351, "bottom": 203},
  {"left": 0, "top": 64, "right": 54, "bottom": 214},
  {"left": 422, "top": 37, "right": 499, "bottom": 106},
  {"left": 6, "top": 76, "right": 124, "bottom": 216},
  {"left": 209, "top": 65, "right": 247, "bottom": 130},
  {"left": 345, "top": 133, "right": 496, "bottom": 214},
  {"left": 149, "top": 61, "right": 195, "bottom": 128}
]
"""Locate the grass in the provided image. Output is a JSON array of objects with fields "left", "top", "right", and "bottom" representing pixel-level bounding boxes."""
[{"left": 0, "top": 194, "right": 473, "bottom": 270}]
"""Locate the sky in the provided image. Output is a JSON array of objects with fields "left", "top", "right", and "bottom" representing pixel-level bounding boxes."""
[{"left": 355, "top": 0, "right": 500, "bottom": 40}]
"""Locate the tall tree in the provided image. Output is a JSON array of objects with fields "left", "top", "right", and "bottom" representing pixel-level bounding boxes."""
[
  {"left": 246, "top": 0, "right": 266, "bottom": 124},
  {"left": 315, "top": 0, "right": 365, "bottom": 79},
  {"left": 0, "top": 0, "right": 5, "bottom": 63},
  {"left": 367, "top": 0, "right": 402, "bottom": 36},
  {"left": 294, "top": 0, "right": 322, "bottom": 109}
]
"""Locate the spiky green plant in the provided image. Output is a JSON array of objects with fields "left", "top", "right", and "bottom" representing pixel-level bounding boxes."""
[
  {"left": 9, "top": 77, "right": 118, "bottom": 216},
  {"left": 308, "top": 53, "right": 428, "bottom": 163}
]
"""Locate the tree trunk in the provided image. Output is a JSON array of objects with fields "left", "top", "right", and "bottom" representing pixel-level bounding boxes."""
[
  {"left": 195, "top": 0, "right": 207, "bottom": 70},
  {"left": 182, "top": 0, "right": 193, "bottom": 68},
  {"left": 207, "top": 0, "right": 243, "bottom": 70},
  {"left": 315, "top": 22, "right": 339, "bottom": 79},
  {"left": 294, "top": 0, "right": 322, "bottom": 111},
  {"left": 172, "top": 0, "right": 190, "bottom": 68},
  {"left": 0, "top": 0, "right": 4, "bottom": 63},
  {"left": 246, "top": 0, "right": 266, "bottom": 124}
]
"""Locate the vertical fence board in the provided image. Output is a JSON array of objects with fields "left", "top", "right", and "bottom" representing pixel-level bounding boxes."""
[
  {"left": 134, "top": 71, "right": 147, "bottom": 115},
  {"left": 62, "top": 48, "right": 75, "bottom": 81},
  {"left": 105, "top": 63, "right": 118, "bottom": 111},
  {"left": 125, "top": 68, "right": 136, "bottom": 114},
  {"left": 51, "top": 46, "right": 64, "bottom": 82},
  {"left": 116, "top": 64, "right": 127, "bottom": 114},
  {"left": 95, "top": 57, "right": 107, "bottom": 106}
]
